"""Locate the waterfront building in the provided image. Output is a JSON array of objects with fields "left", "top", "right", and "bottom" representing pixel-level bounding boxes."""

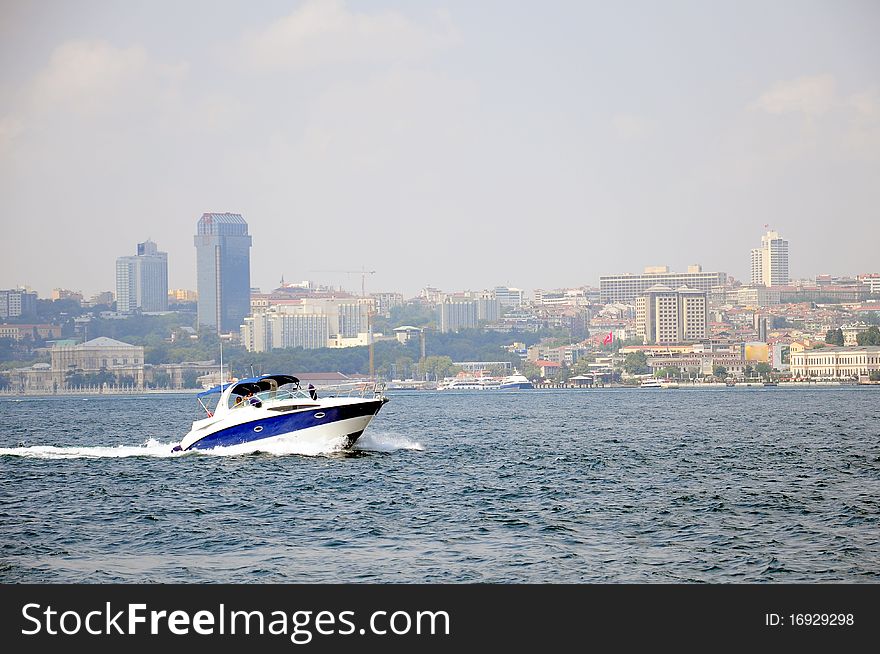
[
  {"left": 194, "top": 212, "right": 252, "bottom": 333},
  {"left": 750, "top": 229, "right": 790, "bottom": 287},
  {"left": 147, "top": 361, "right": 218, "bottom": 389},
  {"left": 5, "top": 337, "right": 147, "bottom": 392},
  {"left": 116, "top": 239, "right": 168, "bottom": 313},
  {"left": 600, "top": 265, "right": 726, "bottom": 303},
  {"left": 790, "top": 346, "right": 880, "bottom": 380},
  {"left": 635, "top": 285, "right": 707, "bottom": 345},
  {"left": 646, "top": 351, "right": 747, "bottom": 377},
  {"left": 0, "top": 288, "right": 37, "bottom": 319}
]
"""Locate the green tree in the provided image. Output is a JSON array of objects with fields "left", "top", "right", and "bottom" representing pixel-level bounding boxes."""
[
  {"left": 393, "top": 356, "right": 415, "bottom": 379},
  {"left": 825, "top": 328, "right": 844, "bottom": 346},
  {"left": 421, "top": 355, "right": 459, "bottom": 381},
  {"left": 152, "top": 372, "right": 171, "bottom": 389},
  {"left": 182, "top": 371, "right": 201, "bottom": 389},
  {"left": 623, "top": 352, "right": 649, "bottom": 375},
  {"left": 656, "top": 366, "right": 679, "bottom": 379},
  {"left": 870, "top": 371, "right": 880, "bottom": 382},
  {"left": 520, "top": 360, "right": 541, "bottom": 381},
  {"left": 744, "top": 364, "right": 754, "bottom": 379},
  {"left": 713, "top": 365, "right": 728, "bottom": 378},
  {"left": 570, "top": 356, "right": 595, "bottom": 376},
  {"left": 856, "top": 326, "right": 880, "bottom": 346},
  {"left": 754, "top": 362, "right": 773, "bottom": 379}
]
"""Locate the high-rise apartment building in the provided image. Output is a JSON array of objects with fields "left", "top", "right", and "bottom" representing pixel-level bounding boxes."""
[
  {"left": 493, "top": 287, "right": 524, "bottom": 311},
  {"left": 439, "top": 300, "right": 479, "bottom": 333},
  {"left": 635, "top": 285, "right": 707, "bottom": 345},
  {"left": 0, "top": 288, "right": 38, "bottom": 319},
  {"left": 750, "top": 229, "right": 790, "bottom": 287},
  {"left": 194, "top": 213, "right": 252, "bottom": 333},
  {"left": 600, "top": 265, "right": 727, "bottom": 304},
  {"left": 115, "top": 239, "right": 168, "bottom": 313},
  {"left": 241, "top": 312, "right": 330, "bottom": 352}
]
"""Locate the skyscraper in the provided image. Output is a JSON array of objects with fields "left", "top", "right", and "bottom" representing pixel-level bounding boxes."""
[
  {"left": 116, "top": 239, "right": 168, "bottom": 313},
  {"left": 750, "top": 229, "right": 790, "bottom": 287},
  {"left": 194, "top": 212, "right": 252, "bottom": 333}
]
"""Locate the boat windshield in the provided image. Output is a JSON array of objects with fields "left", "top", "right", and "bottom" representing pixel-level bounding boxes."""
[{"left": 227, "top": 384, "right": 309, "bottom": 410}]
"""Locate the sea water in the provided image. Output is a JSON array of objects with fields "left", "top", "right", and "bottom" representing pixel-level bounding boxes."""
[{"left": 1, "top": 388, "right": 878, "bottom": 582}]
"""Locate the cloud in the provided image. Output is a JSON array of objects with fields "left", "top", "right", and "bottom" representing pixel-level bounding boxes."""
[
  {"left": 749, "top": 74, "right": 836, "bottom": 116},
  {"left": 744, "top": 75, "right": 880, "bottom": 162},
  {"left": 239, "top": 0, "right": 457, "bottom": 71}
]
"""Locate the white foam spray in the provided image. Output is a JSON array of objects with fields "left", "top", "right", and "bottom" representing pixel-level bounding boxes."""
[{"left": 354, "top": 431, "right": 425, "bottom": 452}]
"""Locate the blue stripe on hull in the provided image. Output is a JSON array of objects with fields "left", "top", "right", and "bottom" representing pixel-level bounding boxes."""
[{"left": 187, "top": 400, "right": 385, "bottom": 451}]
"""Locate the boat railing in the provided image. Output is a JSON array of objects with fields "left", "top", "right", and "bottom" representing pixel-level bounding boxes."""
[
  {"left": 312, "top": 381, "right": 386, "bottom": 399},
  {"left": 241, "top": 382, "right": 386, "bottom": 407}
]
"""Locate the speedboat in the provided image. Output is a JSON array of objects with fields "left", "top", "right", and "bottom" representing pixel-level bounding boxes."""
[
  {"left": 173, "top": 374, "right": 388, "bottom": 452},
  {"left": 639, "top": 379, "right": 663, "bottom": 388}
]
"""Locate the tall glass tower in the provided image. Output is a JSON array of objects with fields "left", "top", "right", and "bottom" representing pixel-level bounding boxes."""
[{"left": 194, "top": 212, "right": 252, "bottom": 333}]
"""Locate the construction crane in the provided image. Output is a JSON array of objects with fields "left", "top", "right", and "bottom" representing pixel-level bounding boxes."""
[
  {"left": 308, "top": 268, "right": 378, "bottom": 379},
  {"left": 308, "top": 268, "right": 376, "bottom": 298}
]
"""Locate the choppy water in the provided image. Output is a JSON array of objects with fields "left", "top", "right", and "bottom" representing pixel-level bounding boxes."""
[{"left": 1, "top": 387, "right": 878, "bottom": 583}]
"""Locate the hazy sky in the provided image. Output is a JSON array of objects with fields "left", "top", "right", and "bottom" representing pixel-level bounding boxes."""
[{"left": 1, "top": 0, "right": 878, "bottom": 299}]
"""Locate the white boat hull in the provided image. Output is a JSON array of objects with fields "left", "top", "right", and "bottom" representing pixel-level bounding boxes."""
[{"left": 179, "top": 397, "right": 387, "bottom": 452}]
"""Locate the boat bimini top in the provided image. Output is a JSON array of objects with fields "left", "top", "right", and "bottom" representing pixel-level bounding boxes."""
[{"left": 196, "top": 374, "right": 301, "bottom": 416}]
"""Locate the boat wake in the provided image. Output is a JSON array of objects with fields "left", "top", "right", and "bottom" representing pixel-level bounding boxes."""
[
  {"left": 0, "top": 438, "right": 182, "bottom": 459},
  {"left": 0, "top": 433, "right": 424, "bottom": 459},
  {"left": 354, "top": 431, "right": 424, "bottom": 452}
]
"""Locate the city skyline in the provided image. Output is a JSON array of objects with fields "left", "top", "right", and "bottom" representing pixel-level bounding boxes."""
[
  {"left": 4, "top": 223, "right": 880, "bottom": 302},
  {"left": 2, "top": 1, "right": 879, "bottom": 298}
]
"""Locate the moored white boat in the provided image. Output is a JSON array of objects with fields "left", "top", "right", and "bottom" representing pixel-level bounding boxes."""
[
  {"left": 499, "top": 373, "right": 535, "bottom": 389},
  {"left": 437, "top": 370, "right": 534, "bottom": 390},
  {"left": 174, "top": 374, "right": 387, "bottom": 452}
]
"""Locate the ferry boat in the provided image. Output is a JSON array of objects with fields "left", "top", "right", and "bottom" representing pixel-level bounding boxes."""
[
  {"left": 173, "top": 374, "right": 387, "bottom": 452},
  {"left": 437, "top": 376, "right": 502, "bottom": 390},
  {"left": 437, "top": 371, "right": 534, "bottom": 391},
  {"left": 499, "top": 373, "right": 534, "bottom": 389}
]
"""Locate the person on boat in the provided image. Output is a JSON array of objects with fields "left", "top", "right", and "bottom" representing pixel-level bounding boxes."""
[
  {"left": 308, "top": 383, "right": 317, "bottom": 400},
  {"left": 245, "top": 391, "right": 262, "bottom": 408},
  {"left": 234, "top": 396, "right": 244, "bottom": 408}
]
